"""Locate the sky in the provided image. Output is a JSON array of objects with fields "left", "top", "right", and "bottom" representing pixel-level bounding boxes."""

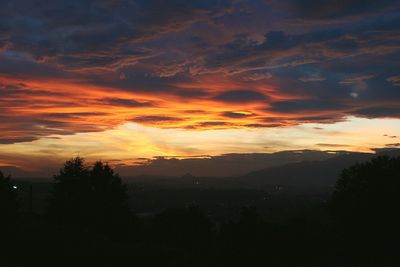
[{"left": 1, "top": 0, "right": 400, "bottom": 175}]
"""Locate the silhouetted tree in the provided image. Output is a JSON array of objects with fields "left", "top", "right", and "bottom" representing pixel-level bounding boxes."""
[
  {"left": 148, "top": 206, "right": 214, "bottom": 267},
  {"left": 217, "top": 207, "right": 271, "bottom": 267},
  {"left": 0, "top": 172, "right": 20, "bottom": 267},
  {"left": 47, "top": 157, "right": 131, "bottom": 236},
  {"left": 331, "top": 156, "right": 400, "bottom": 264},
  {"left": 0, "top": 170, "right": 18, "bottom": 228}
]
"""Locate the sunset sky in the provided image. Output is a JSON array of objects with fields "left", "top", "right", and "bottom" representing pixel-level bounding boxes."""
[{"left": 1, "top": 0, "right": 400, "bottom": 174}]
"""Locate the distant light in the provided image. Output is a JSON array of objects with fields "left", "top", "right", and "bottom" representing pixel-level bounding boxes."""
[{"left": 12, "top": 185, "right": 18, "bottom": 190}]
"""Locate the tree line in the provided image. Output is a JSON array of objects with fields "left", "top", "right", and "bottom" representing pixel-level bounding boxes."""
[{"left": 0, "top": 156, "right": 399, "bottom": 266}]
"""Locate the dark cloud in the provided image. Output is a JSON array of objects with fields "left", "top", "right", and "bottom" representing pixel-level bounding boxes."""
[
  {"left": 189, "top": 36, "right": 211, "bottom": 49},
  {"left": 0, "top": 0, "right": 234, "bottom": 70},
  {"left": 201, "top": 13, "right": 400, "bottom": 77},
  {"left": 316, "top": 143, "right": 351, "bottom": 148},
  {"left": 245, "top": 123, "right": 285, "bottom": 128},
  {"left": 295, "top": 116, "right": 345, "bottom": 123},
  {"left": 353, "top": 107, "right": 400, "bottom": 118},
  {"left": 90, "top": 66, "right": 195, "bottom": 94},
  {"left": 100, "top": 98, "right": 153, "bottom": 108},
  {"left": 196, "top": 121, "right": 232, "bottom": 127},
  {"left": 386, "top": 75, "right": 400, "bottom": 86},
  {"left": 0, "top": 81, "right": 27, "bottom": 92},
  {"left": 214, "top": 90, "right": 268, "bottom": 103},
  {"left": 0, "top": 114, "right": 107, "bottom": 144},
  {"left": 45, "top": 112, "right": 110, "bottom": 119},
  {"left": 0, "top": 51, "right": 66, "bottom": 78},
  {"left": 174, "top": 88, "right": 210, "bottom": 98},
  {"left": 131, "top": 115, "right": 184, "bottom": 124},
  {"left": 1, "top": 0, "right": 400, "bottom": 143},
  {"left": 284, "top": 0, "right": 399, "bottom": 19},
  {"left": 268, "top": 100, "right": 348, "bottom": 114},
  {"left": 0, "top": 137, "right": 36, "bottom": 144},
  {"left": 221, "top": 111, "right": 253, "bottom": 118},
  {"left": 183, "top": 110, "right": 207, "bottom": 114},
  {"left": 386, "top": 143, "right": 400, "bottom": 148},
  {"left": 299, "top": 76, "right": 326, "bottom": 82}
]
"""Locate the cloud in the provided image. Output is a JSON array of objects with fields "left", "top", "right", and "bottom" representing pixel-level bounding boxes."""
[
  {"left": 268, "top": 100, "right": 348, "bottom": 114},
  {"left": 100, "top": 98, "right": 153, "bottom": 108},
  {"left": 131, "top": 115, "right": 184, "bottom": 125},
  {"left": 276, "top": 0, "right": 399, "bottom": 20},
  {"left": 221, "top": 111, "right": 254, "bottom": 118},
  {"left": 0, "top": 0, "right": 234, "bottom": 71},
  {"left": 299, "top": 76, "right": 326, "bottom": 82},
  {"left": 387, "top": 75, "right": 400, "bottom": 86},
  {"left": 339, "top": 74, "right": 375, "bottom": 85},
  {"left": 386, "top": 143, "right": 400, "bottom": 148},
  {"left": 214, "top": 90, "right": 268, "bottom": 103},
  {"left": 194, "top": 121, "right": 232, "bottom": 128},
  {"left": 316, "top": 143, "right": 351, "bottom": 148},
  {"left": 353, "top": 107, "right": 400, "bottom": 118},
  {"left": 0, "top": 113, "right": 107, "bottom": 144},
  {"left": 0, "top": 0, "right": 400, "bottom": 145},
  {"left": 243, "top": 72, "right": 272, "bottom": 81}
]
